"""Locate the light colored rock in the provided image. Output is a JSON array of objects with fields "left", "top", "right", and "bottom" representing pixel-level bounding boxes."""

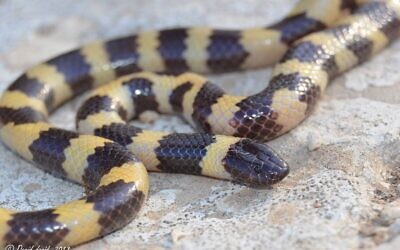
[
  {"left": 2, "top": 16, "right": 96, "bottom": 70},
  {"left": 381, "top": 200, "right": 400, "bottom": 221},
  {"left": 378, "top": 236, "right": 400, "bottom": 250},
  {"left": 0, "top": 0, "right": 399, "bottom": 249},
  {"left": 344, "top": 41, "right": 400, "bottom": 91}
]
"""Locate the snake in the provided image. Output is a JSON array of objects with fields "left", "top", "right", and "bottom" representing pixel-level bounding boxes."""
[{"left": 0, "top": 0, "right": 399, "bottom": 247}]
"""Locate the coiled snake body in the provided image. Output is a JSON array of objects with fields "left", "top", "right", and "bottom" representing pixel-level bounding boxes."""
[{"left": 0, "top": 0, "right": 399, "bottom": 247}]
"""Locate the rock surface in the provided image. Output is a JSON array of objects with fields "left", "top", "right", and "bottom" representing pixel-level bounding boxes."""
[{"left": 0, "top": 0, "right": 399, "bottom": 249}]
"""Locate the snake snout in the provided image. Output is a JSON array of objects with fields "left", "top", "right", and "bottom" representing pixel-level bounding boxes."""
[{"left": 224, "top": 139, "right": 289, "bottom": 188}]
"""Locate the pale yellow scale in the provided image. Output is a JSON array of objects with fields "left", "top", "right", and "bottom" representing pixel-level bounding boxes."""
[
  {"left": 137, "top": 31, "right": 166, "bottom": 72},
  {"left": 207, "top": 95, "right": 245, "bottom": 135},
  {"left": 81, "top": 42, "right": 117, "bottom": 87},
  {"left": 336, "top": 14, "right": 390, "bottom": 55},
  {"left": 273, "top": 59, "right": 329, "bottom": 90},
  {"left": 177, "top": 73, "right": 210, "bottom": 126},
  {"left": 0, "top": 91, "right": 48, "bottom": 116},
  {"left": 270, "top": 89, "right": 308, "bottom": 135},
  {"left": 55, "top": 200, "right": 103, "bottom": 246},
  {"left": 300, "top": 32, "right": 359, "bottom": 73},
  {"left": 132, "top": 72, "right": 178, "bottom": 114},
  {"left": 0, "top": 122, "right": 51, "bottom": 161},
  {"left": 387, "top": 0, "right": 400, "bottom": 17},
  {"left": 0, "top": 1, "right": 398, "bottom": 248},
  {"left": 89, "top": 76, "right": 135, "bottom": 118},
  {"left": 27, "top": 64, "right": 73, "bottom": 107},
  {"left": 78, "top": 111, "right": 125, "bottom": 135},
  {"left": 0, "top": 208, "right": 12, "bottom": 242},
  {"left": 126, "top": 130, "right": 168, "bottom": 171},
  {"left": 62, "top": 135, "right": 112, "bottom": 183},
  {"left": 99, "top": 162, "right": 149, "bottom": 195},
  {"left": 240, "top": 28, "right": 288, "bottom": 69},
  {"left": 200, "top": 135, "right": 241, "bottom": 179},
  {"left": 184, "top": 27, "right": 213, "bottom": 73},
  {"left": 288, "top": 0, "right": 357, "bottom": 26}
]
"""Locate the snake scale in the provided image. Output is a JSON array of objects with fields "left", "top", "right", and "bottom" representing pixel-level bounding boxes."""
[{"left": 0, "top": 0, "right": 399, "bottom": 247}]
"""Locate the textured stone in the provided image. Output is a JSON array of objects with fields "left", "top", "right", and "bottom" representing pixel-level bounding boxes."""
[{"left": 0, "top": 0, "right": 400, "bottom": 249}]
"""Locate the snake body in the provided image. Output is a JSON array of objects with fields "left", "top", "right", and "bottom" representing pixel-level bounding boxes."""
[{"left": 0, "top": 0, "right": 399, "bottom": 247}]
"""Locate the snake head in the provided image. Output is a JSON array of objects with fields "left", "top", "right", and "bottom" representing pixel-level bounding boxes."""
[{"left": 223, "top": 138, "right": 289, "bottom": 188}]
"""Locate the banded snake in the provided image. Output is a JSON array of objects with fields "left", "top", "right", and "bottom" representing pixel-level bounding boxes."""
[{"left": 0, "top": 0, "right": 399, "bottom": 247}]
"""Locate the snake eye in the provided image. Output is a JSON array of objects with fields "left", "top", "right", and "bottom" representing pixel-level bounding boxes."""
[{"left": 223, "top": 138, "right": 289, "bottom": 188}]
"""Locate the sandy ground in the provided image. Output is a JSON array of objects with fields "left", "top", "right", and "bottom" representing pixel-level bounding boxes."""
[{"left": 0, "top": 0, "right": 400, "bottom": 249}]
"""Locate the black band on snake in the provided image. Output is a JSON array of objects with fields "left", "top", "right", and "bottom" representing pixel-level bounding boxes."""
[{"left": 0, "top": 0, "right": 399, "bottom": 247}]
